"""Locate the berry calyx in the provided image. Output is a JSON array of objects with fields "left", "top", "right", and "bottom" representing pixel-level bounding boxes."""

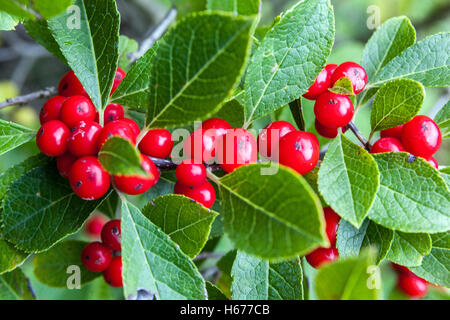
[
  {"left": 324, "top": 207, "right": 341, "bottom": 246},
  {"left": 397, "top": 273, "right": 428, "bottom": 299},
  {"left": 56, "top": 152, "right": 77, "bottom": 179},
  {"left": 176, "top": 159, "right": 207, "bottom": 187},
  {"left": 370, "top": 137, "right": 405, "bottom": 154},
  {"left": 84, "top": 214, "right": 108, "bottom": 238},
  {"left": 305, "top": 247, "right": 339, "bottom": 268},
  {"left": 114, "top": 154, "right": 160, "bottom": 195},
  {"left": 81, "top": 242, "right": 112, "bottom": 272},
  {"left": 258, "top": 120, "right": 296, "bottom": 159},
  {"left": 103, "top": 256, "right": 123, "bottom": 287},
  {"left": 101, "top": 219, "right": 121, "bottom": 251},
  {"left": 174, "top": 181, "right": 216, "bottom": 208},
  {"left": 67, "top": 121, "right": 102, "bottom": 157},
  {"left": 40, "top": 96, "right": 67, "bottom": 124},
  {"left": 97, "top": 120, "right": 137, "bottom": 149},
  {"left": 102, "top": 104, "right": 124, "bottom": 124},
  {"left": 278, "top": 130, "right": 320, "bottom": 175},
  {"left": 36, "top": 120, "right": 70, "bottom": 157},
  {"left": 401, "top": 115, "right": 441, "bottom": 158},
  {"left": 60, "top": 95, "right": 96, "bottom": 128},
  {"left": 69, "top": 156, "right": 110, "bottom": 200},
  {"left": 58, "top": 70, "right": 88, "bottom": 97},
  {"left": 314, "top": 119, "right": 347, "bottom": 139},
  {"left": 303, "top": 64, "right": 338, "bottom": 100},
  {"left": 314, "top": 91, "right": 354, "bottom": 128},
  {"left": 380, "top": 124, "right": 404, "bottom": 139},
  {"left": 138, "top": 129, "right": 173, "bottom": 159},
  {"left": 330, "top": 62, "right": 367, "bottom": 95},
  {"left": 111, "top": 68, "right": 126, "bottom": 95}
]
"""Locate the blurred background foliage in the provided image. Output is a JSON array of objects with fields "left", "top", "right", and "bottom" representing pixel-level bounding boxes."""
[{"left": 0, "top": 0, "right": 448, "bottom": 300}]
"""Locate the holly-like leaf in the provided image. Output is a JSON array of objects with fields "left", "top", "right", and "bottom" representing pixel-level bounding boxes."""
[
  {"left": 147, "top": 12, "right": 255, "bottom": 128},
  {"left": 434, "top": 100, "right": 450, "bottom": 139},
  {"left": 370, "top": 79, "right": 424, "bottom": 133},
  {"left": 48, "top": 0, "right": 120, "bottom": 111},
  {"left": 329, "top": 77, "right": 354, "bottom": 95},
  {"left": 142, "top": 195, "right": 218, "bottom": 259},
  {"left": 217, "top": 164, "right": 327, "bottom": 261},
  {"left": 231, "top": 251, "right": 303, "bottom": 300},
  {"left": 288, "top": 99, "right": 305, "bottom": 131},
  {"left": 121, "top": 200, "right": 206, "bottom": 300},
  {"left": 244, "top": 0, "right": 334, "bottom": 122},
  {"left": 386, "top": 232, "right": 432, "bottom": 267},
  {"left": 0, "top": 240, "right": 29, "bottom": 275},
  {"left": 98, "top": 137, "right": 148, "bottom": 177},
  {"left": 318, "top": 134, "right": 379, "bottom": 228},
  {"left": 33, "top": 240, "right": 100, "bottom": 287},
  {"left": 118, "top": 35, "right": 138, "bottom": 72},
  {"left": 206, "top": 0, "right": 260, "bottom": 16},
  {"left": 0, "top": 269, "right": 35, "bottom": 300},
  {"left": 372, "top": 33, "right": 450, "bottom": 88},
  {"left": 1, "top": 163, "right": 106, "bottom": 252},
  {"left": 0, "top": 119, "right": 35, "bottom": 156},
  {"left": 368, "top": 153, "right": 450, "bottom": 233}
]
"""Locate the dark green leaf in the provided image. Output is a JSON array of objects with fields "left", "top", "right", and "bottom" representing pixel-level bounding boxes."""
[
  {"left": 211, "top": 98, "right": 245, "bottom": 129},
  {"left": 386, "top": 232, "right": 432, "bottom": 267},
  {"left": 0, "top": 240, "right": 29, "bottom": 275},
  {"left": 206, "top": 282, "right": 227, "bottom": 300},
  {"left": 0, "top": 268, "right": 35, "bottom": 300},
  {"left": 288, "top": 99, "right": 305, "bottom": 131}
]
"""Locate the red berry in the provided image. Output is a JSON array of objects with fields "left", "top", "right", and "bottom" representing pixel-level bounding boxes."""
[
  {"left": 380, "top": 124, "right": 404, "bottom": 139},
  {"left": 397, "top": 273, "right": 428, "bottom": 299},
  {"left": 56, "top": 152, "right": 77, "bottom": 179},
  {"left": 101, "top": 219, "right": 121, "bottom": 251},
  {"left": 174, "top": 181, "right": 216, "bottom": 208},
  {"left": 258, "top": 120, "right": 296, "bottom": 159},
  {"left": 40, "top": 96, "right": 67, "bottom": 124},
  {"left": 331, "top": 62, "right": 367, "bottom": 95},
  {"left": 69, "top": 156, "right": 110, "bottom": 200},
  {"left": 401, "top": 115, "right": 441, "bottom": 158},
  {"left": 60, "top": 95, "right": 96, "bottom": 128},
  {"left": 216, "top": 128, "right": 258, "bottom": 173},
  {"left": 84, "top": 214, "right": 108, "bottom": 238},
  {"left": 306, "top": 247, "right": 339, "bottom": 268},
  {"left": 114, "top": 154, "right": 160, "bottom": 195},
  {"left": 315, "top": 119, "right": 347, "bottom": 139},
  {"left": 67, "top": 121, "right": 102, "bottom": 157},
  {"left": 314, "top": 91, "right": 354, "bottom": 128},
  {"left": 119, "top": 118, "right": 140, "bottom": 137},
  {"left": 103, "top": 256, "right": 123, "bottom": 287},
  {"left": 390, "top": 262, "right": 412, "bottom": 275},
  {"left": 97, "top": 120, "right": 137, "bottom": 149},
  {"left": 370, "top": 137, "right": 405, "bottom": 154},
  {"left": 278, "top": 131, "right": 319, "bottom": 175},
  {"left": 101, "top": 104, "right": 124, "bottom": 124},
  {"left": 58, "top": 70, "right": 88, "bottom": 98},
  {"left": 427, "top": 157, "right": 438, "bottom": 169},
  {"left": 201, "top": 118, "right": 232, "bottom": 137},
  {"left": 111, "top": 68, "right": 126, "bottom": 95},
  {"left": 184, "top": 129, "right": 215, "bottom": 163},
  {"left": 36, "top": 120, "right": 70, "bottom": 157},
  {"left": 303, "top": 64, "right": 338, "bottom": 100},
  {"left": 176, "top": 159, "right": 207, "bottom": 187},
  {"left": 324, "top": 207, "right": 341, "bottom": 246},
  {"left": 138, "top": 129, "right": 173, "bottom": 159},
  {"left": 81, "top": 242, "right": 112, "bottom": 272}
]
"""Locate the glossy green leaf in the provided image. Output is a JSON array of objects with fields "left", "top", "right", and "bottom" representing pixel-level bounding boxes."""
[
  {"left": 0, "top": 119, "right": 35, "bottom": 156},
  {"left": 434, "top": 100, "right": 450, "bottom": 139},
  {"left": 0, "top": 269, "right": 35, "bottom": 300},
  {"left": 386, "top": 232, "right": 432, "bottom": 267},
  {"left": 329, "top": 77, "right": 354, "bottom": 95},
  {"left": 206, "top": 0, "right": 260, "bottom": 16}
]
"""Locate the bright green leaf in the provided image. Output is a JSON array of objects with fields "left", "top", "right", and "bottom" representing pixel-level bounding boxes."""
[
  {"left": 118, "top": 35, "right": 138, "bottom": 72},
  {"left": 206, "top": 0, "right": 260, "bottom": 16},
  {"left": 329, "top": 77, "right": 354, "bottom": 95},
  {"left": 0, "top": 119, "right": 35, "bottom": 156},
  {"left": 386, "top": 232, "right": 432, "bottom": 267},
  {"left": 206, "top": 282, "right": 228, "bottom": 300},
  {"left": 34, "top": 0, "right": 73, "bottom": 19},
  {"left": 434, "top": 100, "right": 450, "bottom": 139},
  {"left": 0, "top": 12, "right": 20, "bottom": 31},
  {"left": 0, "top": 0, "right": 35, "bottom": 20}
]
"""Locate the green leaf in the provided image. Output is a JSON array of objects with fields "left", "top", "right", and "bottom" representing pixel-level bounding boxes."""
[
  {"left": 318, "top": 134, "right": 380, "bottom": 228},
  {"left": 303, "top": 167, "right": 327, "bottom": 206},
  {"left": 368, "top": 153, "right": 450, "bottom": 233},
  {"left": 206, "top": 0, "right": 260, "bottom": 16},
  {"left": 34, "top": 0, "right": 73, "bottom": 19},
  {"left": 118, "top": 35, "right": 138, "bottom": 72},
  {"left": 315, "top": 249, "right": 381, "bottom": 300},
  {"left": 206, "top": 282, "right": 227, "bottom": 300},
  {"left": 372, "top": 33, "right": 450, "bottom": 88},
  {"left": 361, "top": 222, "right": 394, "bottom": 265},
  {"left": 410, "top": 233, "right": 450, "bottom": 287},
  {"left": 48, "top": 0, "right": 120, "bottom": 111},
  {"left": 33, "top": 240, "right": 100, "bottom": 288},
  {"left": 440, "top": 167, "right": 450, "bottom": 190},
  {"left": 142, "top": 194, "right": 218, "bottom": 259},
  {"left": 288, "top": 99, "right": 305, "bottom": 131},
  {"left": 147, "top": 12, "right": 255, "bottom": 128},
  {"left": 1, "top": 163, "right": 106, "bottom": 252},
  {"left": 434, "top": 100, "right": 450, "bottom": 139},
  {"left": 98, "top": 137, "right": 148, "bottom": 177},
  {"left": 0, "top": 119, "right": 35, "bottom": 156},
  {"left": 0, "top": 239, "right": 29, "bottom": 275},
  {"left": 244, "top": 0, "right": 334, "bottom": 121},
  {"left": 121, "top": 200, "right": 206, "bottom": 300},
  {"left": 217, "top": 163, "right": 327, "bottom": 261},
  {"left": 370, "top": 79, "right": 424, "bottom": 133},
  {"left": 0, "top": 0, "right": 35, "bottom": 20},
  {"left": 386, "top": 232, "right": 432, "bottom": 267},
  {"left": 0, "top": 12, "right": 20, "bottom": 31},
  {"left": 329, "top": 77, "right": 354, "bottom": 95},
  {"left": 97, "top": 191, "right": 118, "bottom": 219},
  {"left": 211, "top": 98, "right": 245, "bottom": 129},
  {"left": 0, "top": 269, "right": 35, "bottom": 300},
  {"left": 231, "top": 251, "right": 303, "bottom": 300}
]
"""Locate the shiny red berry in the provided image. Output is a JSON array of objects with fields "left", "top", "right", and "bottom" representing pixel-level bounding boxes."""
[
  {"left": 40, "top": 96, "right": 67, "bottom": 124},
  {"left": 119, "top": 118, "right": 140, "bottom": 137},
  {"left": 114, "top": 154, "right": 160, "bottom": 195},
  {"left": 174, "top": 181, "right": 216, "bottom": 208},
  {"left": 60, "top": 95, "right": 96, "bottom": 128},
  {"left": 201, "top": 118, "right": 232, "bottom": 137},
  {"left": 370, "top": 137, "right": 405, "bottom": 154},
  {"left": 58, "top": 70, "right": 88, "bottom": 98},
  {"left": 84, "top": 214, "right": 108, "bottom": 238},
  {"left": 111, "top": 68, "right": 126, "bottom": 95},
  {"left": 258, "top": 120, "right": 296, "bottom": 159},
  {"left": 36, "top": 120, "right": 70, "bottom": 157},
  {"left": 401, "top": 115, "right": 441, "bottom": 158},
  {"left": 306, "top": 247, "right": 339, "bottom": 268},
  {"left": 314, "top": 119, "right": 348, "bottom": 139},
  {"left": 101, "top": 219, "right": 121, "bottom": 251},
  {"left": 97, "top": 104, "right": 124, "bottom": 124},
  {"left": 183, "top": 129, "right": 215, "bottom": 163},
  {"left": 68, "top": 121, "right": 102, "bottom": 157},
  {"left": 138, "top": 129, "right": 173, "bottom": 159},
  {"left": 278, "top": 131, "right": 319, "bottom": 175},
  {"left": 324, "top": 207, "right": 341, "bottom": 246},
  {"left": 103, "top": 256, "right": 123, "bottom": 287},
  {"left": 380, "top": 124, "right": 404, "bottom": 139},
  {"left": 331, "top": 62, "right": 367, "bottom": 95},
  {"left": 97, "top": 120, "right": 137, "bottom": 149},
  {"left": 56, "top": 152, "right": 77, "bottom": 179},
  {"left": 314, "top": 91, "right": 354, "bottom": 128},
  {"left": 81, "top": 242, "right": 112, "bottom": 272},
  {"left": 303, "top": 64, "right": 338, "bottom": 100},
  {"left": 176, "top": 159, "right": 207, "bottom": 187},
  {"left": 397, "top": 273, "right": 428, "bottom": 299},
  {"left": 427, "top": 157, "right": 438, "bottom": 169},
  {"left": 69, "top": 156, "right": 110, "bottom": 200},
  {"left": 390, "top": 262, "right": 412, "bottom": 275}
]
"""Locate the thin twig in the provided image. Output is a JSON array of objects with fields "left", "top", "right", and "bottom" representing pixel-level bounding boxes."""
[
  {"left": 0, "top": 87, "right": 57, "bottom": 109},
  {"left": 345, "top": 121, "right": 372, "bottom": 150},
  {"left": 193, "top": 252, "right": 225, "bottom": 261},
  {"left": 149, "top": 157, "right": 223, "bottom": 172}
]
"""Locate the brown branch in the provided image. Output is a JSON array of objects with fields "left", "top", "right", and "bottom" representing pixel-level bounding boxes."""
[
  {"left": 345, "top": 121, "right": 372, "bottom": 151},
  {"left": 0, "top": 87, "right": 57, "bottom": 109},
  {"left": 149, "top": 157, "right": 223, "bottom": 172}
]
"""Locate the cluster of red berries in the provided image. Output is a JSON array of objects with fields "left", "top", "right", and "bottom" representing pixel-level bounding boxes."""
[
  {"left": 370, "top": 115, "right": 442, "bottom": 168},
  {"left": 391, "top": 263, "right": 428, "bottom": 299},
  {"left": 81, "top": 219, "right": 122, "bottom": 287},
  {"left": 305, "top": 207, "right": 341, "bottom": 268}
]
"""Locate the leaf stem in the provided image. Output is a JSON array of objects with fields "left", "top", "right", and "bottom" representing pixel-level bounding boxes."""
[
  {"left": 345, "top": 121, "right": 372, "bottom": 151},
  {"left": 206, "top": 170, "right": 220, "bottom": 185},
  {"left": 0, "top": 87, "right": 57, "bottom": 109}
]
